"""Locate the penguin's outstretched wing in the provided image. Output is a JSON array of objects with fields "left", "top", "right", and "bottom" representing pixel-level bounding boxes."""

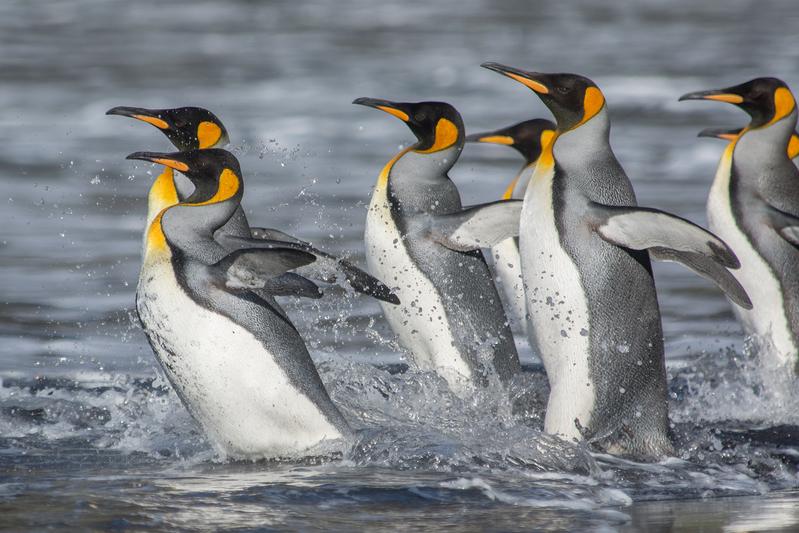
[
  {"left": 765, "top": 204, "right": 799, "bottom": 248},
  {"left": 216, "top": 232, "right": 400, "bottom": 305},
  {"left": 212, "top": 248, "right": 317, "bottom": 291},
  {"left": 250, "top": 227, "right": 308, "bottom": 245},
  {"left": 427, "top": 200, "right": 523, "bottom": 252},
  {"left": 260, "top": 273, "right": 323, "bottom": 299},
  {"left": 591, "top": 203, "right": 752, "bottom": 309}
]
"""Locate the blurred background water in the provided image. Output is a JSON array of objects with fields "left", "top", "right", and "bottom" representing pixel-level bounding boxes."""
[{"left": 2, "top": 0, "right": 799, "bottom": 530}]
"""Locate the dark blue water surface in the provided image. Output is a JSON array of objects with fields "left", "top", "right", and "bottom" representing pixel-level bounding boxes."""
[{"left": 2, "top": 0, "right": 799, "bottom": 530}]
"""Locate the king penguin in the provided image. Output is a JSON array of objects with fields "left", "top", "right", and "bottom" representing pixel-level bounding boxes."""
[
  {"left": 106, "top": 105, "right": 398, "bottom": 304},
  {"left": 466, "top": 119, "right": 556, "bottom": 336},
  {"left": 353, "top": 97, "right": 523, "bottom": 392},
  {"left": 682, "top": 78, "right": 799, "bottom": 370},
  {"left": 126, "top": 148, "right": 352, "bottom": 459},
  {"left": 482, "top": 63, "right": 752, "bottom": 459}
]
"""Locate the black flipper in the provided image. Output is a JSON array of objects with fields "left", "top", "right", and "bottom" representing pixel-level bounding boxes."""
[
  {"left": 261, "top": 273, "right": 323, "bottom": 299},
  {"left": 216, "top": 233, "right": 400, "bottom": 305},
  {"left": 212, "top": 247, "right": 316, "bottom": 291}
]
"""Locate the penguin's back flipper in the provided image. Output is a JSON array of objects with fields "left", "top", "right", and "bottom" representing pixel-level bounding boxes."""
[
  {"left": 650, "top": 249, "right": 752, "bottom": 309},
  {"left": 213, "top": 247, "right": 316, "bottom": 290},
  {"left": 592, "top": 203, "right": 740, "bottom": 267},
  {"left": 590, "top": 203, "right": 752, "bottom": 308},
  {"left": 217, "top": 233, "right": 400, "bottom": 304},
  {"left": 428, "top": 199, "right": 523, "bottom": 252},
  {"left": 261, "top": 273, "right": 323, "bottom": 299},
  {"left": 765, "top": 204, "right": 799, "bottom": 248},
  {"left": 250, "top": 227, "right": 308, "bottom": 245}
]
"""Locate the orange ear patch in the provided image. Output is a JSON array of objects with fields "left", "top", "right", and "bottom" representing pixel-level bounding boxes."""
[
  {"left": 197, "top": 121, "right": 223, "bottom": 148},
  {"left": 580, "top": 87, "right": 605, "bottom": 126},
  {"left": 788, "top": 133, "right": 799, "bottom": 159},
  {"left": 191, "top": 168, "right": 240, "bottom": 206},
  {"left": 770, "top": 87, "right": 796, "bottom": 126},
  {"left": 416, "top": 118, "right": 459, "bottom": 154}
]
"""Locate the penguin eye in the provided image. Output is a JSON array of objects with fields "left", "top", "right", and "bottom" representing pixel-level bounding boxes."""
[
  {"left": 414, "top": 113, "right": 426, "bottom": 122},
  {"left": 173, "top": 119, "right": 188, "bottom": 128},
  {"left": 556, "top": 86, "right": 570, "bottom": 95}
]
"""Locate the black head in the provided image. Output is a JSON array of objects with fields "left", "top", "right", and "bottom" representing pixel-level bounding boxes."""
[
  {"left": 680, "top": 78, "right": 796, "bottom": 129},
  {"left": 126, "top": 148, "right": 242, "bottom": 203},
  {"left": 352, "top": 98, "right": 464, "bottom": 153},
  {"left": 481, "top": 63, "right": 606, "bottom": 132},
  {"left": 107, "top": 106, "right": 230, "bottom": 151},
  {"left": 466, "top": 118, "right": 557, "bottom": 164}
]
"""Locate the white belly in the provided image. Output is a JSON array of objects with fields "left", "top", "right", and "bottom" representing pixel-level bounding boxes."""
[
  {"left": 707, "top": 156, "right": 797, "bottom": 366},
  {"left": 490, "top": 238, "right": 527, "bottom": 334},
  {"left": 520, "top": 165, "right": 594, "bottom": 440},
  {"left": 137, "top": 259, "right": 343, "bottom": 459},
  {"left": 364, "top": 194, "right": 473, "bottom": 392}
]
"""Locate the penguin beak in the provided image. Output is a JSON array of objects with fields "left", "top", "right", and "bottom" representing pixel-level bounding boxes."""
[
  {"left": 126, "top": 151, "right": 189, "bottom": 172},
  {"left": 697, "top": 127, "right": 742, "bottom": 141},
  {"left": 352, "top": 97, "right": 411, "bottom": 122},
  {"left": 465, "top": 131, "right": 515, "bottom": 145},
  {"left": 678, "top": 89, "right": 744, "bottom": 104},
  {"left": 481, "top": 62, "right": 551, "bottom": 94},
  {"left": 106, "top": 106, "right": 170, "bottom": 129}
]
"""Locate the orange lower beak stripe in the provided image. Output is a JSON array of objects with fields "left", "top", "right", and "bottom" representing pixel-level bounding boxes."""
[
  {"left": 703, "top": 94, "right": 744, "bottom": 104},
  {"left": 152, "top": 158, "right": 189, "bottom": 172},
  {"left": 506, "top": 72, "right": 549, "bottom": 94},
  {"left": 132, "top": 114, "right": 169, "bottom": 129},
  {"left": 376, "top": 106, "right": 410, "bottom": 122}
]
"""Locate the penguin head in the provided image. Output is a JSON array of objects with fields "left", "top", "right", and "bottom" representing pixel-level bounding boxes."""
[
  {"left": 699, "top": 126, "right": 799, "bottom": 158},
  {"left": 680, "top": 78, "right": 796, "bottom": 129},
  {"left": 465, "top": 118, "right": 557, "bottom": 164},
  {"left": 107, "top": 106, "right": 229, "bottom": 151},
  {"left": 481, "top": 63, "right": 605, "bottom": 132},
  {"left": 352, "top": 98, "right": 464, "bottom": 153},
  {"left": 126, "top": 148, "right": 242, "bottom": 203}
]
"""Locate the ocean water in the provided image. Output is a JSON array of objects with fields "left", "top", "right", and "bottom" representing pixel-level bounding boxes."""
[{"left": 2, "top": 0, "right": 799, "bottom": 530}]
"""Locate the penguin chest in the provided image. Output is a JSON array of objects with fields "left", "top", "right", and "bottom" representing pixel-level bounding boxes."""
[
  {"left": 707, "top": 163, "right": 797, "bottom": 362},
  {"left": 364, "top": 190, "right": 472, "bottom": 390},
  {"left": 136, "top": 259, "right": 343, "bottom": 458},
  {"left": 490, "top": 238, "right": 527, "bottom": 334},
  {"left": 520, "top": 167, "right": 594, "bottom": 439}
]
